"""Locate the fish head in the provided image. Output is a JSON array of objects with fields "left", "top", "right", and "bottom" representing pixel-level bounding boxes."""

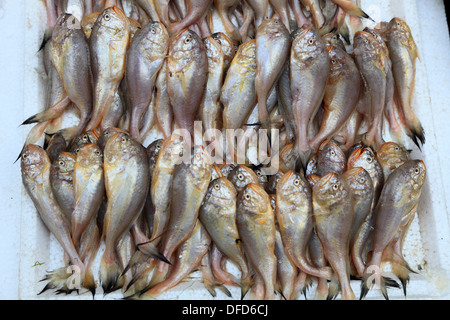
[
  {"left": 94, "top": 6, "right": 130, "bottom": 41},
  {"left": 238, "top": 183, "right": 271, "bottom": 216},
  {"left": 51, "top": 152, "right": 76, "bottom": 182},
  {"left": 206, "top": 177, "right": 237, "bottom": 204},
  {"left": 348, "top": 146, "right": 384, "bottom": 190},
  {"left": 277, "top": 170, "right": 310, "bottom": 199},
  {"left": 170, "top": 29, "right": 203, "bottom": 56},
  {"left": 191, "top": 145, "right": 212, "bottom": 168},
  {"left": 211, "top": 32, "right": 237, "bottom": 69},
  {"left": 353, "top": 31, "right": 387, "bottom": 70},
  {"left": 235, "top": 39, "right": 256, "bottom": 65},
  {"left": 257, "top": 18, "right": 290, "bottom": 39},
  {"left": 342, "top": 167, "right": 373, "bottom": 197},
  {"left": 317, "top": 140, "right": 347, "bottom": 175},
  {"left": 266, "top": 170, "right": 284, "bottom": 194},
  {"left": 387, "top": 17, "right": 412, "bottom": 38},
  {"left": 407, "top": 160, "right": 426, "bottom": 192},
  {"left": 144, "top": 21, "right": 169, "bottom": 53},
  {"left": 322, "top": 33, "right": 345, "bottom": 50},
  {"left": 254, "top": 168, "right": 268, "bottom": 188},
  {"left": 292, "top": 25, "right": 327, "bottom": 61},
  {"left": 219, "top": 162, "right": 236, "bottom": 177},
  {"left": 104, "top": 132, "right": 143, "bottom": 164},
  {"left": 146, "top": 139, "right": 164, "bottom": 157},
  {"left": 314, "top": 172, "right": 349, "bottom": 206},
  {"left": 76, "top": 143, "right": 103, "bottom": 169},
  {"left": 376, "top": 142, "right": 411, "bottom": 166},
  {"left": 21, "top": 145, "right": 50, "bottom": 178},
  {"left": 204, "top": 36, "right": 225, "bottom": 67},
  {"left": 305, "top": 153, "right": 318, "bottom": 177},
  {"left": 227, "top": 165, "right": 259, "bottom": 194},
  {"left": 81, "top": 12, "right": 101, "bottom": 38},
  {"left": 158, "top": 134, "right": 187, "bottom": 167},
  {"left": 97, "top": 127, "right": 127, "bottom": 151}
]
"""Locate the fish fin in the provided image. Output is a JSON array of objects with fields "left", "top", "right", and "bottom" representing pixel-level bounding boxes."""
[
  {"left": 100, "top": 252, "right": 124, "bottom": 295},
  {"left": 83, "top": 267, "right": 96, "bottom": 299},
  {"left": 326, "top": 275, "right": 340, "bottom": 300},
  {"left": 21, "top": 114, "right": 39, "bottom": 126},
  {"left": 339, "top": 22, "right": 351, "bottom": 44},
  {"left": 137, "top": 241, "right": 171, "bottom": 265}
]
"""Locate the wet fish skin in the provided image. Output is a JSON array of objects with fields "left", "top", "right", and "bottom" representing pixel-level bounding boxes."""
[
  {"left": 300, "top": 0, "right": 325, "bottom": 28},
  {"left": 153, "top": 60, "right": 173, "bottom": 139},
  {"left": 255, "top": 18, "right": 291, "bottom": 125},
  {"left": 167, "top": 29, "right": 208, "bottom": 138},
  {"left": 309, "top": 45, "right": 361, "bottom": 152},
  {"left": 168, "top": 0, "right": 212, "bottom": 36},
  {"left": 51, "top": 13, "right": 92, "bottom": 139},
  {"left": 100, "top": 132, "right": 150, "bottom": 293},
  {"left": 211, "top": 32, "right": 237, "bottom": 70},
  {"left": 87, "top": 6, "right": 131, "bottom": 131},
  {"left": 199, "top": 177, "right": 251, "bottom": 298},
  {"left": 313, "top": 172, "right": 355, "bottom": 300},
  {"left": 236, "top": 183, "right": 277, "bottom": 300},
  {"left": 72, "top": 143, "right": 105, "bottom": 250},
  {"left": 97, "top": 127, "right": 127, "bottom": 152},
  {"left": 290, "top": 25, "right": 330, "bottom": 168},
  {"left": 376, "top": 141, "right": 411, "bottom": 179},
  {"left": 126, "top": 21, "right": 169, "bottom": 140},
  {"left": 385, "top": 17, "right": 424, "bottom": 148},
  {"left": 21, "top": 145, "right": 85, "bottom": 282},
  {"left": 322, "top": 33, "right": 346, "bottom": 51},
  {"left": 276, "top": 170, "right": 333, "bottom": 280},
  {"left": 361, "top": 160, "right": 426, "bottom": 299}
]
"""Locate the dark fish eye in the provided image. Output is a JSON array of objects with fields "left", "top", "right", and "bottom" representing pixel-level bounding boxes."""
[
  {"left": 104, "top": 13, "right": 111, "bottom": 21},
  {"left": 59, "top": 160, "right": 65, "bottom": 166},
  {"left": 415, "top": 168, "right": 420, "bottom": 174},
  {"left": 366, "top": 156, "right": 373, "bottom": 163},
  {"left": 184, "top": 36, "right": 192, "bottom": 44},
  {"left": 294, "top": 179, "right": 300, "bottom": 186},
  {"left": 22, "top": 153, "right": 28, "bottom": 159},
  {"left": 151, "top": 27, "right": 156, "bottom": 34},
  {"left": 331, "top": 59, "right": 337, "bottom": 64},
  {"left": 360, "top": 178, "right": 365, "bottom": 183},
  {"left": 394, "top": 146, "right": 400, "bottom": 151},
  {"left": 308, "top": 38, "right": 314, "bottom": 45},
  {"left": 330, "top": 150, "right": 335, "bottom": 156},
  {"left": 214, "top": 184, "right": 220, "bottom": 190},
  {"left": 95, "top": 150, "right": 101, "bottom": 155},
  {"left": 245, "top": 193, "right": 251, "bottom": 200},
  {"left": 238, "top": 173, "right": 244, "bottom": 180},
  {"left": 332, "top": 184, "right": 339, "bottom": 191},
  {"left": 121, "top": 137, "right": 127, "bottom": 143}
]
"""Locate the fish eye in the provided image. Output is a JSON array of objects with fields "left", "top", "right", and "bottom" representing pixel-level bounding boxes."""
[
  {"left": 414, "top": 168, "right": 420, "bottom": 174},
  {"left": 58, "top": 160, "right": 65, "bottom": 166},
  {"left": 330, "top": 150, "right": 335, "bottom": 156},
  {"left": 364, "top": 39, "right": 369, "bottom": 44},
  {"left": 214, "top": 184, "right": 220, "bottom": 190},
  {"left": 95, "top": 150, "right": 101, "bottom": 155},
  {"left": 245, "top": 193, "right": 251, "bottom": 200},
  {"left": 394, "top": 146, "right": 400, "bottom": 151},
  {"left": 332, "top": 184, "right": 339, "bottom": 191},
  {"left": 331, "top": 59, "right": 337, "bottom": 64},
  {"left": 294, "top": 179, "right": 300, "bottom": 186},
  {"left": 22, "top": 153, "right": 28, "bottom": 159},
  {"left": 184, "top": 36, "right": 192, "bottom": 44},
  {"left": 308, "top": 38, "right": 314, "bottom": 45},
  {"left": 75, "top": 148, "right": 80, "bottom": 154},
  {"left": 360, "top": 177, "right": 365, "bottom": 183},
  {"left": 256, "top": 170, "right": 261, "bottom": 176},
  {"left": 150, "top": 27, "right": 156, "bottom": 34},
  {"left": 366, "top": 156, "right": 373, "bottom": 163},
  {"left": 104, "top": 13, "right": 111, "bottom": 21},
  {"left": 238, "top": 173, "right": 244, "bottom": 180}
]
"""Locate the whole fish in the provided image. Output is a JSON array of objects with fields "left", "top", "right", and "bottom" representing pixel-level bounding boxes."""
[
  {"left": 150, "top": 145, "right": 212, "bottom": 286},
  {"left": 50, "top": 13, "right": 92, "bottom": 140},
  {"left": 353, "top": 30, "right": 388, "bottom": 149},
  {"left": 50, "top": 152, "right": 76, "bottom": 222},
  {"left": 376, "top": 141, "right": 411, "bottom": 179},
  {"left": 342, "top": 167, "right": 374, "bottom": 277},
  {"left": 361, "top": 160, "right": 426, "bottom": 299},
  {"left": 140, "top": 221, "right": 211, "bottom": 299},
  {"left": 126, "top": 21, "right": 169, "bottom": 140},
  {"left": 87, "top": 6, "right": 131, "bottom": 131},
  {"left": 276, "top": 170, "right": 333, "bottom": 280},
  {"left": 21, "top": 145, "right": 85, "bottom": 290},
  {"left": 385, "top": 17, "right": 424, "bottom": 148},
  {"left": 316, "top": 140, "right": 347, "bottom": 176},
  {"left": 200, "top": 36, "right": 225, "bottom": 133},
  {"left": 290, "top": 25, "right": 330, "bottom": 168},
  {"left": 313, "top": 172, "right": 355, "bottom": 300},
  {"left": 309, "top": 45, "right": 361, "bottom": 152},
  {"left": 221, "top": 39, "right": 257, "bottom": 131},
  {"left": 199, "top": 177, "right": 251, "bottom": 298},
  {"left": 167, "top": 29, "right": 208, "bottom": 139},
  {"left": 227, "top": 164, "right": 259, "bottom": 194},
  {"left": 71, "top": 143, "right": 104, "bottom": 250},
  {"left": 236, "top": 183, "right": 277, "bottom": 300},
  {"left": 255, "top": 18, "right": 291, "bottom": 125},
  {"left": 100, "top": 132, "right": 150, "bottom": 293}
]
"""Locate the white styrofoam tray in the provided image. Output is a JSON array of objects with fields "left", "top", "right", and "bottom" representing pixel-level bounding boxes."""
[{"left": 1, "top": 0, "right": 450, "bottom": 300}]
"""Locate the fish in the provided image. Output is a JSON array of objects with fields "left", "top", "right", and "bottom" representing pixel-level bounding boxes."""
[
  {"left": 50, "top": 152, "right": 76, "bottom": 222},
  {"left": 86, "top": 6, "right": 131, "bottom": 131},
  {"left": 276, "top": 170, "right": 333, "bottom": 280},
  {"left": 153, "top": 60, "right": 173, "bottom": 139},
  {"left": 361, "top": 160, "right": 426, "bottom": 299},
  {"left": 21, "top": 145, "right": 85, "bottom": 291},
  {"left": 227, "top": 164, "right": 259, "bottom": 194},
  {"left": 290, "top": 25, "right": 330, "bottom": 168},
  {"left": 200, "top": 36, "right": 225, "bottom": 134},
  {"left": 50, "top": 13, "right": 92, "bottom": 140},
  {"left": 330, "top": 0, "right": 373, "bottom": 21},
  {"left": 167, "top": 29, "right": 208, "bottom": 139},
  {"left": 300, "top": 0, "right": 325, "bottom": 28},
  {"left": 313, "top": 172, "right": 355, "bottom": 300},
  {"left": 97, "top": 127, "right": 127, "bottom": 152},
  {"left": 322, "top": 32, "right": 346, "bottom": 51},
  {"left": 247, "top": 0, "right": 270, "bottom": 28},
  {"left": 376, "top": 141, "right": 411, "bottom": 179},
  {"left": 221, "top": 39, "right": 257, "bottom": 131},
  {"left": 140, "top": 221, "right": 211, "bottom": 299},
  {"left": 353, "top": 30, "right": 388, "bottom": 149},
  {"left": 277, "top": 62, "right": 296, "bottom": 143},
  {"left": 199, "top": 177, "right": 252, "bottom": 298},
  {"left": 168, "top": 0, "right": 212, "bottom": 36},
  {"left": 45, "top": 131, "right": 67, "bottom": 164},
  {"left": 100, "top": 132, "right": 151, "bottom": 293},
  {"left": 211, "top": 32, "right": 237, "bottom": 70},
  {"left": 255, "top": 18, "right": 291, "bottom": 126},
  {"left": 269, "top": 0, "right": 291, "bottom": 31},
  {"left": 309, "top": 45, "right": 361, "bottom": 152},
  {"left": 385, "top": 17, "right": 424, "bottom": 148},
  {"left": 126, "top": 22, "right": 169, "bottom": 140},
  {"left": 236, "top": 183, "right": 277, "bottom": 300},
  {"left": 150, "top": 145, "right": 212, "bottom": 286},
  {"left": 274, "top": 226, "right": 297, "bottom": 300},
  {"left": 342, "top": 167, "right": 374, "bottom": 277},
  {"left": 316, "top": 140, "right": 347, "bottom": 177},
  {"left": 71, "top": 143, "right": 104, "bottom": 250},
  {"left": 214, "top": 0, "right": 241, "bottom": 41}
]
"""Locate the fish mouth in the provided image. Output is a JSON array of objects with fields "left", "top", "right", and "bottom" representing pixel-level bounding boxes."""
[
  {"left": 342, "top": 167, "right": 363, "bottom": 179},
  {"left": 278, "top": 170, "right": 294, "bottom": 186},
  {"left": 219, "top": 177, "right": 236, "bottom": 192},
  {"left": 247, "top": 183, "right": 266, "bottom": 198},
  {"left": 319, "top": 172, "right": 335, "bottom": 188},
  {"left": 347, "top": 146, "right": 363, "bottom": 168}
]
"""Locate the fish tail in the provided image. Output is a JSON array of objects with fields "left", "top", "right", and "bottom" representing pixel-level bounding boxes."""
[
  {"left": 83, "top": 267, "right": 96, "bottom": 299},
  {"left": 326, "top": 274, "right": 340, "bottom": 300},
  {"left": 100, "top": 250, "right": 123, "bottom": 294},
  {"left": 314, "top": 277, "right": 329, "bottom": 300},
  {"left": 359, "top": 270, "right": 401, "bottom": 300},
  {"left": 383, "top": 246, "right": 417, "bottom": 296},
  {"left": 37, "top": 267, "right": 71, "bottom": 295},
  {"left": 137, "top": 241, "right": 172, "bottom": 265},
  {"left": 337, "top": 0, "right": 374, "bottom": 22},
  {"left": 240, "top": 274, "right": 252, "bottom": 300}
]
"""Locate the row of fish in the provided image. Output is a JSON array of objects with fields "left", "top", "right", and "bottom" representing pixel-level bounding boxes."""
[{"left": 18, "top": 0, "right": 427, "bottom": 300}]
